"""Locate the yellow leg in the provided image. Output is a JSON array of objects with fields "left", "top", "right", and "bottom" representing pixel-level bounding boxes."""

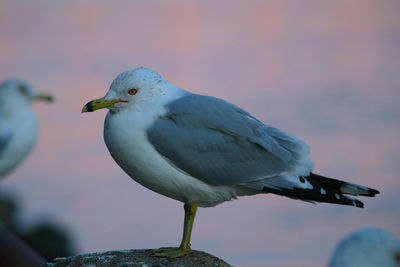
[
  {"left": 152, "top": 203, "right": 198, "bottom": 258},
  {"left": 180, "top": 203, "right": 197, "bottom": 251}
]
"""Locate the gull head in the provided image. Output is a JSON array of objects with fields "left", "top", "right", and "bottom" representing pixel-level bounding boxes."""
[
  {"left": 330, "top": 228, "right": 400, "bottom": 267},
  {"left": 82, "top": 67, "right": 169, "bottom": 113},
  {"left": 0, "top": 78, "right": 53, "bottom": 107}
]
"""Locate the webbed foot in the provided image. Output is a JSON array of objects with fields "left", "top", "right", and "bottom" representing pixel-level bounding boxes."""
[{"left": 151, "top": 246, "right": 190, "bottom": 258}]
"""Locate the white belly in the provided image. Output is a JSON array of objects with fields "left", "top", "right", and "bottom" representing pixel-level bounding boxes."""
[{"left": 103, "top": 109, "right": 238, "bottom": 207}]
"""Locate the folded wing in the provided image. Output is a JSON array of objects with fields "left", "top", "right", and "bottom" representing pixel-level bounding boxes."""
[{"left": 147, "top": 94, "right": 314, "bottom": 187}]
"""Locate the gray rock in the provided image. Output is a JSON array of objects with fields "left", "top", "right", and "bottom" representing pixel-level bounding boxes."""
[{"left": 44, "top": 249, "right": 233, "bottom": 267}]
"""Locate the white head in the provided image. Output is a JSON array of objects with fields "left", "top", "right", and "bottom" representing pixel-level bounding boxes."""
[
  {"left": 329, "top": 228, "right": 400, "bottom": 267},
  {"left": 0, "top": 78, "right": 53, "bottom": 109},
  {"left": 82, "top": 67, "right": 175, "bottom": 113}
]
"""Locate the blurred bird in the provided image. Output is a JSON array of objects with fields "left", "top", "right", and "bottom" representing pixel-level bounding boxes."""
[
  {"left": 330, "top": 228, "right": 400, "bottom": 267},
  {"left": 0, "top": 79, "right": 53, "bottom": 179},
  {"left": 82, "top": 67, "right": 379, "bottom": 258}
]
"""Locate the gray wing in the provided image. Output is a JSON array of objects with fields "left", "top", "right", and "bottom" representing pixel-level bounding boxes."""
[
  {"left": 147, "top": 94, "right": 313, "bottom": 186},
  {"left": 0, "top": 117, "right": 12, "bottom": 158}
]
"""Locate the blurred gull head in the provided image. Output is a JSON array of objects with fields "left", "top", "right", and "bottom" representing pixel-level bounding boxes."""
[{"left": 330, "top": 228, "right": 400, "bottom": 267}]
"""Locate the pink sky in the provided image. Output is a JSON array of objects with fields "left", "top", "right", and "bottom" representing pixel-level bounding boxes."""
[{"left": 1, "top": 1, "right": 399, "bottom": 266}]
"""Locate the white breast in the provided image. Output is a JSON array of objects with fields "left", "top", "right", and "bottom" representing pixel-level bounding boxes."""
[
  {"left": 103, "top": 97, "right": 238, "bottom": 207},
  {"left": 0, "top": 107, "right": 38, "bottom": 177}
]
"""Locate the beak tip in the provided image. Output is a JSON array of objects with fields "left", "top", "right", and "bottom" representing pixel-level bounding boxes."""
[
  {"left": 81, "top": 105, "right": 90, "bottom": 113},
  {"left": 81, "top": 97, "right": 112, "bottom": 113}
]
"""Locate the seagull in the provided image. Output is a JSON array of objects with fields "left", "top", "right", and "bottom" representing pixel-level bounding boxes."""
[
  {"left": 0, "top": 79, "right": 53, "bottom": 179},
  {"left": 82, "top": 67, "right": 379, "bottom": 258},
  {"left": 329, "top": 228, "right": 400, "bottom": 267}
]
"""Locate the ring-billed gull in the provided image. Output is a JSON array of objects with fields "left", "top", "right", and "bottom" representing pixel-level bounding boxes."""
[
  {"left": 82, "top": 67, "right": 379, "bottom": 257},
  {"left": 329, "top": 228, "right": 400, "bottom": 267},
  {"left": 0, "top": 79, "right": 53, "bottom": 179}
]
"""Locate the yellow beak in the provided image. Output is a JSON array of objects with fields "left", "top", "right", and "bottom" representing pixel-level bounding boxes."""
[
  {"left": 34, "top": 94, "right": 54, "bottom": 102},
  {"left": 81, "top": 97, "right": 123, "bottom": 113}
]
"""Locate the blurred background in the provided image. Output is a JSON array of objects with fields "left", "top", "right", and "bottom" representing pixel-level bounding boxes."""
[{"left": 0, "top": 0, "right": 399, "bottom": 266}]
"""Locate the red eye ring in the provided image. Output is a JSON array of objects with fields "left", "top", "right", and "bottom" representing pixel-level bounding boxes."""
[{"left": 128, "top": 88, "right": 138, "bottom": 95}]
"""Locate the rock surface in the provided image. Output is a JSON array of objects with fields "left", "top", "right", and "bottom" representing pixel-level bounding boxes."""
[{"left": 44, "top": 249, "right": 233, "bottom": 267}]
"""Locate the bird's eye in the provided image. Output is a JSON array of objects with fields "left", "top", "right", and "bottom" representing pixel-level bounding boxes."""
[
  {"left": 128, "top": 88, "right": 138, "bottom": 95},
  {"left": 19, "top": 85, "right": 28, "bottom": 94}
]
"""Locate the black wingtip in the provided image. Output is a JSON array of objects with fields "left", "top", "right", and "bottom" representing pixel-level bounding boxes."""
[
  {"left": 354, "top": 199, "right": 364, "bottom": 208},
  {"left": 369, "top": 188, "right": 380, "bottom": 196},
  {"left": 359, "top": 187, "right": 380, "bottom": 197}
]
